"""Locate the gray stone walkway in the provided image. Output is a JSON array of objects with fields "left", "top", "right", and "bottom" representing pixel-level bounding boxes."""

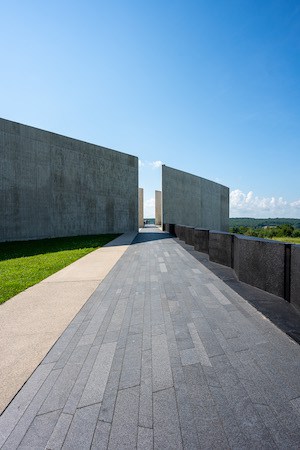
[{"left": 1, "top": 227, "right": 300, "bottom": 449}]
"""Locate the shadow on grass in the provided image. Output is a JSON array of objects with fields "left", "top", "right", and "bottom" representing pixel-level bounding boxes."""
[{"left": 0, "top": 234, "right": 120, "bottom": 262}]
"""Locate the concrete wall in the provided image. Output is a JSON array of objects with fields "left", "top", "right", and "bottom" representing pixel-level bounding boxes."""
[
  {"left": 162, "top": 165, "right": 229, "bottom": 232},
  {"left": 139, "top": 188, "right": 144, "bottom": 228},
  {"left": 0, "top": 118, "right": 138, "bottom": 241},
  {"left": 155, "top": 190, "right": 162, "bottom": 225}
]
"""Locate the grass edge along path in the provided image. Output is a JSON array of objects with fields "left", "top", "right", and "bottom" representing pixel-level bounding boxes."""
[{"left": 0, "top": 234, "right": 119, "bottom": 305}]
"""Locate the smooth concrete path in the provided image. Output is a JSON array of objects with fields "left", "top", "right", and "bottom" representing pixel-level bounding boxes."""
[
  {"left": 1, "top": 227, "right": 300, "bottom": 449},
  {"left": 0, "top": 232, "right": 137, "bottom": 414}
]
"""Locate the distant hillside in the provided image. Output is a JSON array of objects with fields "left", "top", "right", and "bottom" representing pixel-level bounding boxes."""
[{"left": 229, "top": 218, "right": 300, "bottom": 229}]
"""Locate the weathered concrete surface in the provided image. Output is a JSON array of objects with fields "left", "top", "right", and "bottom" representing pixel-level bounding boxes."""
[
  {"left": 0, "top": 118, "right": 138, "bottom": 242},
  {"left": 194, "top": 228, "right": 209, "bottom": 253},
  {"left": 209, "top": 231, "right": 233, "bottom": 267},
  {"left": 291, "top": 245, "right": 300, "bottom": 310},
  {"left": 155, "top": 190, "right": 162, "bottom": 225},
  {"left": 139, "top": 188, "right": 144, "bottom": 228},
  {"left": 0, "top": 232, "right": 137, "bottom": 414},
  {"left": 1, "top": 227, "right": 300, "bottom": 449},
  {"left": 162, "top": 165, "right": 229, "bottom": 231},
  {"left": 234, "top": 234, "right": 286, "bottom": 299}
]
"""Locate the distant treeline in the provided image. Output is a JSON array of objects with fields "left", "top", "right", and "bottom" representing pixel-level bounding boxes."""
[
  {"left": 229, "top": 218, "right": 300, "bottom": 229},
  {"left": 229, "top": 218, "right": 300, "bottom": 239}
]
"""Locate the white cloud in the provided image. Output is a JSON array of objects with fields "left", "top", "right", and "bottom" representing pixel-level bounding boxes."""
[
  {"left": 138, "top": 160, "right": 163, "bottom": 170},
  {"left": 291, "top": 200, "right": 300, "bottom": 208},
  {"left": 230, "top": 189, "right": 300, "bottom": 218},
  {"left": 149, "top": 160, "right": 163, "bottom": 169}
]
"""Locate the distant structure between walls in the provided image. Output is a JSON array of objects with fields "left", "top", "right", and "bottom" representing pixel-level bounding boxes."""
[
  {"left": 162, "top": 165, "right": 229, "bottom": 232},
  {"left": 138, "top": 188, "right": 144, "bottom": 228},
  {"left": 0, "top": 118, "right": 138, "bottom": 242},
  {"left": 155, "top": 190, "right": 162, "bottom": 226}
]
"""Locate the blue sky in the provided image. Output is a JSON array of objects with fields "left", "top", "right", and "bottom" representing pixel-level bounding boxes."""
[{"left": 1, "top": 0, "right": 300, "bottom": 218}]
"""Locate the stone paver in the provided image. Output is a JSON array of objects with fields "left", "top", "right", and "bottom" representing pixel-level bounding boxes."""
[{"left": 1, "top": 226, "right": 300, "bottom": 449}]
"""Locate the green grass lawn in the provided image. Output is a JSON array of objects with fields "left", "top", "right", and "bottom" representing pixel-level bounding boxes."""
[
  {"left": 272, "top": 237, "right": 300, "bottom": 244},
  {"left": 0, "top": 234, "right": 119, "bottom": 304}
]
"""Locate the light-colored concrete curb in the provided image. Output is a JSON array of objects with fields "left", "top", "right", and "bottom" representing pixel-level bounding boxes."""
[{"left": 0, "top": 232, "right": 137, "bottom": 414}]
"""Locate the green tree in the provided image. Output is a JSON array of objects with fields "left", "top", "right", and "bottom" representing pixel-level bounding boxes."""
[{"left": 277, "top": 224, "right": 294, "bottom": 237}]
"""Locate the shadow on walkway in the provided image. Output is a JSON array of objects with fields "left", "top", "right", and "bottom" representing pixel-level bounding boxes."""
[{"left": 133, "top": 232, "right": 172, "bottom": 244}]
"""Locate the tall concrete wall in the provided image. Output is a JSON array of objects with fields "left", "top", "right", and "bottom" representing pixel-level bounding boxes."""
[
  {"left": 139, "top": 188, "right": 144, "bottom": 228},
  {"left": 0, "top": 118, "right": 138, "bottom": 242},
  {"left": 155, "top": 190, "right": 162, "bottom": 225},
  {"left": 162, "top": 165, "right": 229, "bottom": 231}
]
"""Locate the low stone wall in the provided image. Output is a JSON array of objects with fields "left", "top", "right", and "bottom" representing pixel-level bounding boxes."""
[
  {"left": 209, "top": 231, "right": 233, "bottom": 268},
  {"left": 194, "top": 228, "right": 209, "bottom": 253},
  {"left": 174, "top": 224, "right": 181, "bottom": 236},
  {"left": 233, "top": 235, "right": 287, "bottom": 299},
  {"left": 185, "top": 226, "right": 195, "bottom": 246},
  {"left": 164, "top": 223, "right": 175, "bottom": 235},
  {"left": 174, "top": 225, "right": 185, "bottom": 241},
  {"left": 167, "top": 223, "right": 300, "bottom": 308},
  {"left": 291, "top": 246, "right": 300, "bottom": 310}
]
